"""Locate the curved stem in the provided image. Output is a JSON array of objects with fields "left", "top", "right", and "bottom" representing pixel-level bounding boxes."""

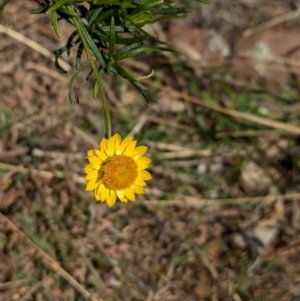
[{"left": 73, "top": 16, "right": 112, "bottom": 138}]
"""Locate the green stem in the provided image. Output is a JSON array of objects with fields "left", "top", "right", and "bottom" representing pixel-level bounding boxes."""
[{"left": 73, "top": 16, "right": 112, "bottom": 138}]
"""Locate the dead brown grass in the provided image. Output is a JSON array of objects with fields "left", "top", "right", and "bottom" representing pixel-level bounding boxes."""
[{"left": 1, "top": 1, "right": 300, "bottom": 301}]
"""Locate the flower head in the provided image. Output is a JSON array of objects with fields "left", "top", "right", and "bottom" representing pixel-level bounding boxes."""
[{"left": 84, "top": 133, "right": 152, "bottom": 207}]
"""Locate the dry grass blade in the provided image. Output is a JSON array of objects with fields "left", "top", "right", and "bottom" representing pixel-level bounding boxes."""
[
  {"left": 0, "top": 212, "right": 104, "bottom": 301},
  {"left": 0, "top": 24, "right": 71, "bottom": 71},
  {"left": 128, "top": 115, "right": 148, "bottom": 137},
  {"left": 239, "top": 50, "right": 300, "bottom": 70},
  {"left": 159, "top": 149, "right": 212, "bottom": 159},
  {"left": 19, "top": 275, "right": 53, "bottom": 301},
  {"left": 0, "top": 162, "right": 84, "bottom": 184},
  {"left": 147, "top": 141, "right": 192, "bottom": 152},
  {"left": 26, "top": 62, "right": 68, "bottom": 82},
  {"left": 73, "top": 126, "right": 99, "bottom": 148},
  {"left": 198, "top": 251, "right": 218, "bottom": 279},
  {"left": 143, "top": 193, "right": 300, "bottom": 207},
  {"left": 0, "top": 279, "right": 29, "bottom": 291},
  {"left": 216, "top": 129, "right": 295, "bottom": 138},
  {"left": 243, "top": 8, "right": 300, "bottom": 37},
  {"left": 3, "top": 2, "right": 300, "bottom": 300},
  {"left": 145, "top": 115, "right": 194, "bottom": 131},
  {"left": 163, "top": 87, "right": 300, "bottom": 135}
]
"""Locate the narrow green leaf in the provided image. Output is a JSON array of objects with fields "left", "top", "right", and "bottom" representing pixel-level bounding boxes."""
[
  {"left": 133, "top": 81, "right": 150, "bottom": 103},
  {"left": 111, "top": 65, "right": 139, "bottom": 85},
  {"left": 114, "top": 46, "right": 174, "bottom": 62},
  {"left": 73, "top": 17, "right": 107, "bottom": 68},
  {"left": 95, "top": 32, "right": 147, "bottom": 45},
  {"left": 92, "top": 68, "right": 105, "bottom": 99},
  {"left": 93, "top": 8, "right": 114, "bottom": 26},
  {"left": 30, "top": 6, "right": 49, "bottom": 14},
  {"left": 109, "top": 16, "right": 115, "bottom": 58},
  {"left": 93, "top": 0, "right": 121, "bottom": 5},
  {"left": 124, "top": 14, "right": 169, "bottom": 45},
  {"left": 157, "top": 7, "right": 187, "bottom": 15},
  {"left": 113, "top": 65, "right": 149, "bottom": 103},
  {"left": 46, "top": 0, "right": 69, "bottom": 14},
  {"left": 54, "top": 36, "right": 80, "bottom": 73},
  {"left": 121, "top": 0, "right": 134, "bottom": 9},
  {"left": 73, "top": 2, "right": 90, "bottom": 19},
  {"left": 47, "top": 0, "right": 83, "bottom": 14},
  {"left": 131, "top": 0, "right": 163, "bottom": 15},
  {"left": 114, "top": 42, "right": 142, "bottom": 58},
  {"left": 66, "top": 31, "right": 79, "bottom": 54},
  {"left": 0, "top": 0, "right": 13, "bottom": 13},
  {"left": 55, "top": 5, "right": 77, "bottom": 17},
  {"left": 51, "top": 10, "right": 61, "bottom": 38},
  {"left": 87, "top": 7, "right": 103, "bottom": 27},
  {"left": 54, "top": 38, "right": 80, "bottom": 57},
  {"left": 76, "top": 43, "right": 84, "bottom": 70},
  {"left": 100, "top": 25, "right": 136, "bottom": 33},
  {"left": 68, "top": 62, "right": 88, "bottom": 104}
]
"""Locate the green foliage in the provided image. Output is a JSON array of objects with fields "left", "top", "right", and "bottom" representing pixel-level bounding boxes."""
[
  {"left": 29, "top": 0, "right": 204, "bottom": 105},
  {"left": 1, "top": 0, "right": 208, "bottom": 137}
]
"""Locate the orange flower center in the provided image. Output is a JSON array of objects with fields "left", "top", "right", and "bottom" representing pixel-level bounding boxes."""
[{"left": 102, "top": 155, "right": 138, "bottom": 190}]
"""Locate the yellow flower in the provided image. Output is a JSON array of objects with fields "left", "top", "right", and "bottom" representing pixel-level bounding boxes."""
[{"left": 84, "top": 133, "right": 152, "bottom": 207}]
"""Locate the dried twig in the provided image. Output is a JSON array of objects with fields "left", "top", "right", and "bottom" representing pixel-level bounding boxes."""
[
  {"left": 0, "top": 162, "right": 84, "bottom": 184},
  {"left": 19, "top": 275, "right": 53, "bottom": 301},
  {"left": 0, "top": 147, "right": 29, "bottom": 159},
  {"left": 0, "top": 279, "right": 29, "bottom": 291},
  {"left": 145, "top": 115, "right": 194, "bottom": 131},
  {"left": 142, "top": 193, "right": 300, "bottom": 207},
  {"left": 163, "top": 86, "right": 300, "bottom": 135},
  {"left": 243, "top": 8, "right": 300, "bottom": 37},
  {"left": 158, "top": 149, "right": 213, "bottom": 159},
  {"left": 0, "top": 24, "right": 71, "bottom": 71},
  {"left": 128, "top": 115, "right": 148, "bottom": 137},
  {"left": 239, "top": 50, "right": 300, "bottom": 69},
  {"left": 0, "top": 212, "right": 104, "bottom": 301},
  {"left": 198, "top": 251, "right": 218, "bottom": 279},
  {"left": 125, "top": 69, "right": 300, "bottom": 134}
]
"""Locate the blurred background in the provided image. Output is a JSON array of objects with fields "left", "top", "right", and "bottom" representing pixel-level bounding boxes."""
[{"left": 1, "top": 1, "right": 300, "bottom": 300}]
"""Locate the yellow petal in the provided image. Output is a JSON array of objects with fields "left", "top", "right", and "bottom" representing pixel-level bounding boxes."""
[
  {"left": 96, "top": 182, "right": 104, "bottom": 195},
  {"left": 87, "top": 164, "right": 100, "bottom": 170},
  {"left": 136, "top": 156, "right": 151, "bottom": 170},
  {"left": 84, "top": 164, "right": 94, "bottom": 174},
  {"left": 100, "top": 185, "right": 109, "bottom": 202},
  {"left": 100, "top": 138, "right": 108, "bottom": 153},
  {"left": 106, "top": 136, "right": 116, "bottom": 156},
  {"left": 114, "top": 133, "right": 122, "bottom": 155},
  {"left": 87, "top": 149, "right": 96, "bottom": 157},
  {"left": 94, "top": 189, "right": 101, "bottom": 201},
  {"left": 130, "top": 146, "right": 148, "bottom": 157},
  {"left": 86, "top": 179, "right": 98, "bottom": 191},
  {"left": 124, "top": 141, "right": 137, "bottom": 156},
  {"left": 116, "top": 190, "right": 126, "bottom": 203},
  {"left": 134, "top": 177, "right": 147, "bottom": 186},
  {"left": 124, "top": 188, "right": 136, "bottom": 201},
  {"left": 95, "top": 149, "right": 107, "bottom": 162},
  {"left": 115, "top": 138, "right": 121, "bottom": 155},
  {"left": 120, "top": 136, "right": 134, "bottom": 154},
  {"left": 88, "top": 156, "right": 101, "bottom": 165},
  {"left": 106, "top": 190, "right": 117, "bottom": 207},
  {"left": 85, "top": 170, "right": 99, "bottom": 181},
  {"left": 139, "top": 170, "right": 152, "bottom": 181},
  {"left": 132, "top": 184, "right": 144, "bottom": 195},
  {"left": 113, "top": 133, "right": 121, "bottom": 144}
]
